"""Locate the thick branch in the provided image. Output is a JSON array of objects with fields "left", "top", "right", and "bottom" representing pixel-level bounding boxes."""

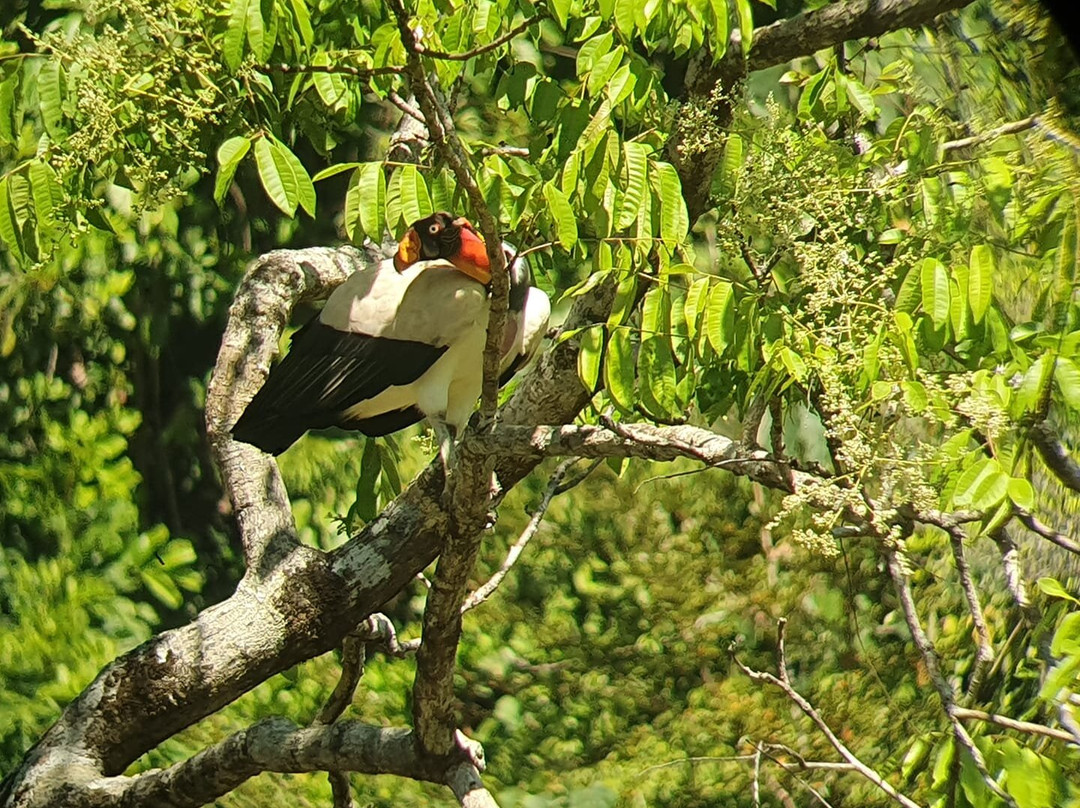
[
  {"left": 204, "top": 247, "right": 364, "bottom": 571},
  {"left": 747, "top": 0, "right": 974, "bottom": 73},
  {"left": 1030, "top": 420, "right": 1080, "bottom": 494},
  {"left": 474, "top": 423, "right": 801, "bottom": 492},
  {"left": 105, "top": 719, "right": 440, "bottom": 808}
]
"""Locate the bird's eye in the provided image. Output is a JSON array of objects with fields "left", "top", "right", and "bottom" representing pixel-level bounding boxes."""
[{"left": 428, "top": 223, "right": 441, "bottom": 235}]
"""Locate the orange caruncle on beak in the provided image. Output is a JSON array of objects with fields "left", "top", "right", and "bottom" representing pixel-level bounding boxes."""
[
  {"left": 394, "top": 228, "right": 420, "bottom": 272},
  {"left": 451, "top": 222, "right": 492, "bottom": 286}
]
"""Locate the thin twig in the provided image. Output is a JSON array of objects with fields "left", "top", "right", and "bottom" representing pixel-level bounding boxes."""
[
  {"left": 952, "top": 707, "right": 1078, "bottom": 745},
  {"left": 259, "top": 62, "right": 405, "bottom": 77},
  {"left": 885, "top": 548, "right": 1017, "bottom": 808},
  {"left": 731, "top": 619, "right": 924, "bottom": 808},
  {"left": 416, "top": 14, "right": 547, "bottom": 60},
  {"left": 462, "top": 459, "right": 579, "bottom": 612},
  {"left": 388, "top": 89, "right": 426, "bottom": 123},
  {"left": 754, "top": 744, "right": 840, "bottom": 808}
]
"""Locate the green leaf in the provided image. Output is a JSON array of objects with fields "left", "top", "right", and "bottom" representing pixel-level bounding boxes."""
[
  {"left": 544, "top": 182, "right": 578, "bottom": 250},
  {"left": 352, "top": 439, "right": 381, "bottom": 522},
  {"left": 901, "top": 380, "right": 928, "bottom": 411},
  {"left": 397, "top": 164, "right": 431, "bottom": 225},
  {"left": 550, "top": 0, "right": 570, "bottom": 28},
  {"left": 1038, "top": 577, "right": 1080, "bottom": 604},
  {"left": 1007, "top": 477, "right": 1035, "bottom": 510},
  {"left": 214, "top": 136, "right": 251, "bottom": 205},
  {"left": 587, "top": 47, "right": 625, "bottom": 97},
  {"left": 641, "top": 285, "right": 669, "bottom": 336},
  {"left": 604, "top": 327, "right": 636, "bottom": 412},
  {"left": 968, "top": 244, "right": 993, "bottom": 323},
  {"left": 37, "top": 60, "right": 64, "bottom": 138},
  {"left": 224, "top": 0, "right": 250, "bottom": 72},
  {"left": 1055, "top": 357, "right": 1080, "bottom": 413},
  {"left": 617, "top": 142, "right": 648, "bottom": 230},
  {"left": 343, "top": 168, "right": 362, "bottom": 242},
  {"left": 245, "top": 0, "right": 265, "bottom": 63},
  {"left": 28, "top": 161, "right": 61, "bottom": 227},
  {"left": 0, "top": 72, "right": 18, "bottom": 146},
  {"left": 1004, "top": 748, "right": 1056, "bottom": 808},
  {"left": 735, "top": 0, "right": 754, "bottom": 51},
  {"left": 895, "top": 264, "right": 921, "bottom": 314},
  {"left": 920, "top": 257, "right": 950, "bottom": 328},
  {"left": 606, "top": 63, "right": 637, "bottom": 107},
  {"left": 272, "top": 139, "right": 316, "bottom": 217},
  {"left": 289, "top": 0, "right": 315, "bottom": 47},
  {"left": 614, "top": 0, "right": 636, "bottom": 35},
  {"left": 843, "top": 75, "right": 878, "bottom": 118},
  {"left": 705, "top": 281, "right": 734, "bottom": 355},
  {"left": 639, "top": 337, "right": 679, "bottom": 419},
  {"left": 652, "top": 162, "right": 688, "bottom": 245},
  {"left": 578, "top": 325, "right": 603, "bottom": 392},
  {"left": 684, "top": 276, "right": 709, "bottom": 342},
  {"left": 953, "top": 457, "right": 1008, "bottom": 510},
  {"left": 311, "top": 162, "right": 362, "bottom": 182},
  {"left": 141, "top": 567, "right": 183, "bottom": 610},
  {"left": 254, "top": 136, "right": 296, "bottom": 216},
  {"left": 0, "top": 178, "right": 24, "bottom": 263},
  {"left": 717, "top": 133, "right": 743, "bottom": 200},
  {"left": 707, "top": 0, "right": 729, "bottom": 60},
  {"left": 312, "top": 51, "right": 348, "bottom": 111},
  {"left": 357, "top": 162, "right": 386, "bottom": 242}
]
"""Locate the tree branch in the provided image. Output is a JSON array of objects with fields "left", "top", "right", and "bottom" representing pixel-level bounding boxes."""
[
  {"left": 474, "top": 423, "right": 802, "bottom": 492},
  {"left": 1030, "top": 420, "right": 1080, "bottom": 494},
  {"left": 462, "top": 458, "right": 578, "bottom": 612},
  {"left": 747, "top": 0, "right": 974, "bottom": 74},
  {"left": 416, "top": 14, "right": 546, "bottom": 61},
  {"left": 941, "top": 115, "right": 1040, "bottom": 153},
  {"left": 104, "top": 719, "right": 446, "bottom": 808},
  {"left": 951, "top": 707, "right": 1078, "bottom": 745},
  {"left": 885, "top": 548, "right": 1017, "bottom": 808},
  {"left": 944, "top": 527, "right": 994, "bottom": 701}
]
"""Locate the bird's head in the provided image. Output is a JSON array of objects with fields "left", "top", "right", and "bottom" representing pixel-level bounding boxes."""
[{"left": 394, "top": 211, "right": 492, "bottom": 285}]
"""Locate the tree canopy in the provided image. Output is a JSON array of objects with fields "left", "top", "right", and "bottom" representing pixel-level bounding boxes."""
[{"left": 1, "top": 0, "right": 1080, "bottom": 806}]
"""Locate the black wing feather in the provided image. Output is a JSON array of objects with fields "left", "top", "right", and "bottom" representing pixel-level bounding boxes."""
[{"left": 232, "top": 319, "right": 445, "bottom": 454}]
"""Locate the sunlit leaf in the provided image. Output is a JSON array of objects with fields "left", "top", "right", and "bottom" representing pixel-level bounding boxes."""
[
  {"left": 617, "top": 142, "right": 649, "bottom": 230},
  {"left": 604, "top": 327, "right": 635, "bottom": 412},
  {"left": 578, "top": 324, "right": 603, "bottom": 392},
  {"left": 544, "top": 182, "right": 578, "bottom": 250},
  {"left": 254, "top": 136, "right": 296, "bottom": 216},
  {"left": 214, "top": 136, "right": 251, "bottom": 205},
  {"left": 271, "top": 139, "right": 316, "bottom": 217},
  {"left": 705, "top": 281, "right": 734, "bottom": 355},
  {"left": 920, "top": 257, "right": 950, "bottom": 328},
  {"left": 968, "top": 244, "right": 993, "bottom": 323},
  {"left": 953, "top": 457, "right": 1008, "bottom": 510},
  {"left": 37, "top": 60, "right": 64, "bottom": 138}
]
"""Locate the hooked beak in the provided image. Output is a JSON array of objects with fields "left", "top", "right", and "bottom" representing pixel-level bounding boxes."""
[
  {"left": 394, "top": 228, "right": 421, "bottom": 272},
  {"left": 450, "top": 218, "right": 492, "bottom": 286}
]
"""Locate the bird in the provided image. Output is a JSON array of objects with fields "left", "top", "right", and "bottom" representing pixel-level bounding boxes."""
[{"left": 231, "top": 211, "right": 551, "bottom": 460}]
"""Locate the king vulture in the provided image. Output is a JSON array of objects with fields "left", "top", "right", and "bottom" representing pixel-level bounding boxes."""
[{"left": 231, "top": 212, "right": 551, "bottom": 457}]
